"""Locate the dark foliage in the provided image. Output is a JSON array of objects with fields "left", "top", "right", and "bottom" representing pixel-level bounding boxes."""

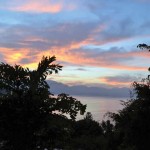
[
  {"left": 0, "top": 56, "right": 86, "bottom": 150},
  {"left": 1, "top": 44, "right": 150, "bottom": 150},
  {"left": 105, "top": 44, "right": 150, "bottom": 150},
  {"left": 70, "top": 112, "right": 105, "bottom": 150}
]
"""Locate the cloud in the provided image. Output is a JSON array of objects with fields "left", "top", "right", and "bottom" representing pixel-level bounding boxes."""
[
  {"left": 47, "top": 80, "right": 130, "bottom": 98},
  {"left": 100, "top": 75, "right": 141, "bottom": 86},
  {"left": 0, "top": 47, "right": 39, "bottom": 69},
  {"left": 0, "top": 4, "right": 150, "bottom": 72},
  {"left": 1, "top": 6, "right": 143, "bottom": 51},
  {"left": 14, "top": 1, "right": 62, "bottom": 13},
  {"left": 0, "top": 0, "right": 76, "bottom": 13},
  {"left": 0, "top": 21, "right": 104, "bottom": 49},
  {"left": 54, "top": 47, "right": 148, "bottom": 71},
  {"left": 76, "top": 68, "right": 87, "bottom": 71},
  {"left": 0, "top": 16, "right": 149, "bottom": 70},
  {"left": 0, "top": 44, "right": 149, "bottom": 72},
  {"left": 1, "top": 16, "right": 147, "bottom": 72}
]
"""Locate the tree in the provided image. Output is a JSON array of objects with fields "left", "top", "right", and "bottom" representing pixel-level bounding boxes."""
[
  {"left": 0, "top": 56, "right": 86, "bottom": 150},
  {"left": 137, "top": 43, "right": 150, "bottom": 51},
  {"left": 106, "top": 44, "right": 150, "bottom": 150},
  {"left": 70, "top": 112, "right": 104, "bottom": 150},
  {"left": 84, "top": 112, "right": 93, "bottom": 120}
]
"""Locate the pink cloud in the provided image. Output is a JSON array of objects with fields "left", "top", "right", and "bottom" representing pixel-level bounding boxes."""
[
  {"left": 1, "top": 0, "right": 76, "bottom": 13},
  {"left": 0, "top": 43, "right": 148, "bottom": 72},
  {"left": 99, "top": 75, "right": 141, "bottom": 87},
  {"left": 31, "top": 46, "right": 147, "bottom": 71},
  {"left": 100, "top": 77, "right": 131, "bottom": 87},
  {"left": 0, "top": 28, "right": 149, "bottom": 72},
  {"left": 15, "top": 2, "right": 62, "bottom": 13}
]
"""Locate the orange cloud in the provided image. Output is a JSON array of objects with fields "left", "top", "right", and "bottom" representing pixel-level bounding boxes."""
[
  {"left": 2, "top": 0, "right": 76, "bottom": 13},
  {"left": 0, "top": 47, "right": 39, "bottom": 69},
  {"left": 0, "top": 47, "right": 29, "bottom": 63},
  {"left": 0, "top": 33, "right": 148, "bottom": 72},
  {"left": 100, "top": 77, "right": 132, "bottom": 87},
  {"left": 15, "top": 2, "right": 62, "bottom": 13},
  {"left": 30, "top": 45, "right": 147, "bottom": 71}
]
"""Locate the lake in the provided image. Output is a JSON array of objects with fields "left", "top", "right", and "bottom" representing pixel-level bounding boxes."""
[{"left": 74, "top": 96, "right": 128, "bottom": 122}]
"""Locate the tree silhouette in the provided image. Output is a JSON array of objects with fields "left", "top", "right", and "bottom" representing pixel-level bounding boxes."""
[
  {"left": 137, "top": 43, "right": 150, "bottom": 51},
  {"left": 0, "top": 56, "right": 86, "bottom": 150},
  {"left": 84, "top": 112, "right": 93, "bottom": 120},
  {"left": 105, "top": 44, "right": 150, "bottom": 150},
  {"left": 137, "top": 43, "right": 150, "bottom": 79},
  {"left": 70, "top": 112, "right": 103, "bottom": 150}
]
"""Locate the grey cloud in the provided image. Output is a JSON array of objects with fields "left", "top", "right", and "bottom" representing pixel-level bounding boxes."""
[
  {"left": 0, "top": 10, "right": 143, "bottom": 53},
  {"left": 97, "top": 18, "right": 136, "bottom": 43},
  {"left": 102, "top": 75, "right": 141, "bottom": 83},
  {"left": 76, "top": 68, "right": 87, "bottom": 71},
  {"left": 0, "top": 21, "right": 101, "bottom": 49},
  {"left": 19, "top": 58, "right": 34, "bottom": 64},
  {"left": 70, "top": 46, "right": 134, "bottom": 63},
  {"left": 63, "top": 46, "right": 148, "bottom": 70},
  {"left": 47, "top": 80, "right": 130, "bottom": 98}
]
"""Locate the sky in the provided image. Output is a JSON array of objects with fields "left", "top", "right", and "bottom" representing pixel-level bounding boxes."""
[{"left": 0, "top": 0, "right": 150, "bottom": 96}]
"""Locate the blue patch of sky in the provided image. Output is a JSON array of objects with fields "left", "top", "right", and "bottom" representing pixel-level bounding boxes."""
[
  {"left": 0, "top": 10, "right": 101, "bottom": 30},
  {"left": 96, "top": 0, "right": 150, "bottom": 29},
  {"left": 55, "top": 10, "right": 100, "bottom": 23},
  {"left": 0, "top": 10, "right": 24, "bottom": 25},
  {"left": 61, "top": 66, "right": 130, "bottom": 79}
]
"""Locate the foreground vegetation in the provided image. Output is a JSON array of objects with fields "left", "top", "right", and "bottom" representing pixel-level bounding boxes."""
[{"left": 0, "top": 44, "right": 150, "bottom": 150}]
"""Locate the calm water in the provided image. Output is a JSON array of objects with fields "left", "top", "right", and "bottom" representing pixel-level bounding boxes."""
[{"left": 74, "top": 96, "right": 127, "bottom": 122}]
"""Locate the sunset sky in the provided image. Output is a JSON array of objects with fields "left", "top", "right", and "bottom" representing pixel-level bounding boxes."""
[{"left": 0, "top": 0, "right": 150, "bottom": 95}]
